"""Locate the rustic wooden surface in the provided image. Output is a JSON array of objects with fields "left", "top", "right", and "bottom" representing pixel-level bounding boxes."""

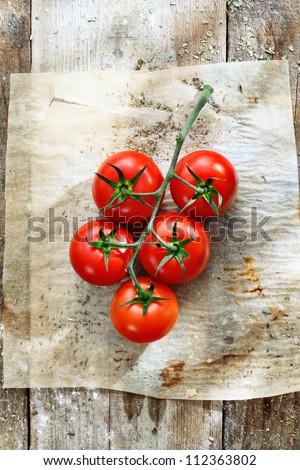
[
  {"left": 0, "top": 0, "right": 30, "bottom": 449},
  {"left": 0, "top": 0, "right": 299, "bottom": 450}
]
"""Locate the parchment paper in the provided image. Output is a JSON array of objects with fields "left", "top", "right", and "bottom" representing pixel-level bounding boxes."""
[{"left": 3, "top": 61, "right": 300, "bottom": 399}]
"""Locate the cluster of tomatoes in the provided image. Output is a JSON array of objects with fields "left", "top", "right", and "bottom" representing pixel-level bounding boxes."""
[{"left": 70, "top": 149, "right": 238, "bottom": 343}]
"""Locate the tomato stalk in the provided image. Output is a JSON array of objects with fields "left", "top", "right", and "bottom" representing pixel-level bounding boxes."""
[
  {"left": 172, "top": 173, "right": 201, "bottom": 191},
  {"left": 122, "top": 85, "right": 214, "bottom": 296}
]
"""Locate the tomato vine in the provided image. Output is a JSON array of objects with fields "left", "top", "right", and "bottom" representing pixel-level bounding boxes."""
[
  {"left": 70, "top": 85, "right": 238, "bottom": 342},
  {"left": 70, "top": 83, "right": 240, "bottom": 341}
]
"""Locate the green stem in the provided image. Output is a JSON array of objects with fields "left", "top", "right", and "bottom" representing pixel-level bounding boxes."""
[
  {"left": 131, "top": 191, "right": 158, "bottom": 197},
  {"left": 148, "top": 227, "right": 177, "bottom": 251},
  {"left": 127, "top": 84, "right": 214, "bottom": 290},
  {"left": 173, "top": 173, "right": 200, "bottom": 192},
  {"left": 127, "top": 261, "right": 145, "bottom": 295}
]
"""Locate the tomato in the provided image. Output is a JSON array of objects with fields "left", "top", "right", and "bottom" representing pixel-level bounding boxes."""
[
  {"left": 92, "top": 150, "right": 164, "bottom": 224},
  {"left": 138, "top": 212, "right": 210, "bottom": 284},
  {"left": 170, "top": 150, "right": 238, "bottom": 218},
  {"left": 69, "top": 219, "right": 134, "bottom": 286},
  {"left": 110, "top": 276, "right": 179, "bottom": 343}
]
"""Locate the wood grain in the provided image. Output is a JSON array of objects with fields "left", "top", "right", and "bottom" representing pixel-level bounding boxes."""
[
  {"left": 109, "top": 393, "right": 222, "bottom": 449},
  {"left": 227, "top": 0, "right": 300, "bottom": 107},
  {"left": 30, "top": 389, "right": 110, "bottom": 450},
  {"left": 0, "top": 0, "right": 31, "bottom": 450},
  {"left": 224, "top": 0, "right": 300, "bottom": 450},
  {"left": 0, "top": 390, "right": 28, "bottom": 450},
  {"left": 28, "top": 0, "right": 226, "bottom": 449},
  {"left": 29, "top": 390, "right": 222, "bottom": 450},
  {"left": 223, "top": 395, "right": 300, "bottom": 450},
  {"left": 172, "top": 0, "right": 226, "bottom": 66},
  {"left": 31, "top": 0, "right": 177, "bottom": 72}
]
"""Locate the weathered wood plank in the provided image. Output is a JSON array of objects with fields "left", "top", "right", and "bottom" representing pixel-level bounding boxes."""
[
  {"left": 31, "top": 0, "right": 227, "bottom": 72},
  {"left": 29, "top": 0, "right": 226, "bottom": 449},
  {"left": 223, "top": 395, "right": 300, "bottom": 450},
  {"left": 0, "top": 0, "right": 31, "bottom": 450},
  {"left": 30, "top": 389, "right": 110, "bottom": 450},
  {"left": 173, "top": 0, "right": 226, "bottom": 66},
  {"left": 31, "top": 0, "right": 177, "bottom": 72},
  {"left": 227, "top": 0, "right": 300, "bottom": 107},
  {"left": 109, "top": 393, "right": 222, "bottom": 450},
  {"left": 225, "top": 0, "right": 300, "bottom": 450},
  {"left": 0, "top": 390, "right": 28, "bottom": 450}
]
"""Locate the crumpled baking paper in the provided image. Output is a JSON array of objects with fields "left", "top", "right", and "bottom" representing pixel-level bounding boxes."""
[{"left": 3, "top": 60, "right": 300, "bottom": 399}]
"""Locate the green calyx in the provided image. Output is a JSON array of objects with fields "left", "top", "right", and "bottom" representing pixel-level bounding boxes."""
[
  {"left": 149, "top": 220, "right": 192, "bottom": 277},
  {"left": 96, "top": 163, "right": 152, "bottom": 211},
  {"left": 116, "top": 282, "right": 170, "bottom": 316},
  {"left": 87, "top": 227, "right": 120, "bottom": 272},
  {"left": 181, "top": 164, "right": 223, "bottom": 215}
]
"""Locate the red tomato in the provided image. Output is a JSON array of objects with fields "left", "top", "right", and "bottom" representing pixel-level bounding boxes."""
[
  {"left": 138, "top": 212, "right": 210, "bottom": 284},
  {"left": 92, "top": 150, "right": 164, "bottom": 224},
  {"left": 69, "top": 219, "right": 134, "bottom": 286},
  {"left": 110, "top": 276, "right": 179, "bottom": 343},
  {"left": 170, "top": 150, "right": 238, "bottom": 218}
]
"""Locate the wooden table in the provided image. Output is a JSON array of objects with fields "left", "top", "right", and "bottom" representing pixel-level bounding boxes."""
[{"left": 0, "top": 0, "right": 299, "bottom": 450}]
